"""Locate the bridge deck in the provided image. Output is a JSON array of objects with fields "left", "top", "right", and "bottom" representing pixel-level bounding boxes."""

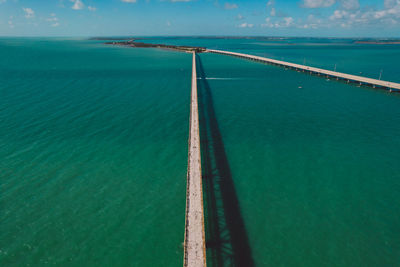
[
  {"left": 183, "top": 52, "right": 206, "bottom": 267},
  {"left": 207, "top": 49, "right": 400, "bottom": 91}
]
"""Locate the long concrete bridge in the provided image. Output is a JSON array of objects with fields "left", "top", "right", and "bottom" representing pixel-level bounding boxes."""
[
  {"left": 207, "top": 49, "right": 400, "bottom": 92},
  {"left": 183, "top": 52, "right": 206, "bottom": 267},
  {"left": 182, "top": 48, "right": 400, "bottom": 267}
]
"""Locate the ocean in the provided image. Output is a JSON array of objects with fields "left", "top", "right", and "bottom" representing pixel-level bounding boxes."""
[{"left": 1, "top": 37, "right": 400, "bottom": 266}]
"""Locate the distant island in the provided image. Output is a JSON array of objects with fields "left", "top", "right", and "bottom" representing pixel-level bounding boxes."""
[
  {"left": 355, "top": 40, "right": 400, "bottom": 44},
  {"left": 96, "top": 38, "right": 206, "bottom": 53}
]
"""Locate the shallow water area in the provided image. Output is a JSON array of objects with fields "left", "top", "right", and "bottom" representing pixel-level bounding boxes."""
[
  {"left": 0, "top": 38, "right": 191, "bottom": 266},
  {"left": 1, "top": 37, "right": 400, "bottom": 267},
  {"left": 197, "top": 51, "right": 400, "bottom": 266}
]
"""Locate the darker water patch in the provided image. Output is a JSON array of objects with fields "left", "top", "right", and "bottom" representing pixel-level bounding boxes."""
[{"left": 196, "top": 54, "right": 254, "bottom": 267}]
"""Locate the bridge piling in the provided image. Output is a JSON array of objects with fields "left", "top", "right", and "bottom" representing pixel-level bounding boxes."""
[{"left": 207, "top": 49, "right": 400, "bottom": 92}]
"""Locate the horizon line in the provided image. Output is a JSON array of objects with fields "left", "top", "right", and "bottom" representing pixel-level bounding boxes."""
[{"left": 1, "top": 35, "right": 400, "bottom": 39}]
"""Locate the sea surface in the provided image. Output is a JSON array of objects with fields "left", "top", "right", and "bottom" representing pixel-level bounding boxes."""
[{"left": 1, "top": 37, "right": 400, "bottom": 266}]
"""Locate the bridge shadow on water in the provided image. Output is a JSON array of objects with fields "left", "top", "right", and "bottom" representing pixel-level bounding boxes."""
[{"left": 196, "top": 55, "right": 254, "bottom": 267}]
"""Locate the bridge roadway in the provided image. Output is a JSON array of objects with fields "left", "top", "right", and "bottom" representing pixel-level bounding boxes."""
[
  {"left": 183, "top": 52, "right": 207, "bottom": 267},
  {"left": 207, "top": 49, "right": 400, "bottom": 92}
]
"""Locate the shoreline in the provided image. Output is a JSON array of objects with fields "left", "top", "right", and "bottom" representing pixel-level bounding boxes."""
[{"left": 104, "top": 39, "right": 206, "bottom": 53}]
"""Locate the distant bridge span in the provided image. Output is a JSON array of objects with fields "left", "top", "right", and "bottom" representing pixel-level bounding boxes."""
[
  {"left": 207, "top": 49, "right": 400, "bottom": 92},
  {"left": 182, "top": 48, "right": 400, "bottom": 267}
]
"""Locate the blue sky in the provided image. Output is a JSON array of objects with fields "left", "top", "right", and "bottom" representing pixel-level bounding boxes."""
[{"left": 1, "top": 0, "right": 400, "bottom": 37}]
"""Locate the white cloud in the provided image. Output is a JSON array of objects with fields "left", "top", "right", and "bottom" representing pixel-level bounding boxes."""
[
  {"left": 261, "top": 16, "right": 294, "bottom": 28},
  {"left": 262, "top": 17, "right": 274, "bottom": 27},
  {"left": 374, "top": 10, "right": 387, "bottom": 19},
  {"left": 224, "top": 3, "right": 238, "bottom": 9},
  {"left": 45, "top": 13, "right": 60, "bottom": 27},
  {"left": 266, "top": 0, "right": 277, "bottom": 18},
  {"left": 299, "top": 14, "right": 320, "bottom": 28},
  {"left": 88, "top": 6, "right": 96, "bottom": 11},
  {"left": 121, "top": 0, "right": 137, "bottom": 2},
  {"left": 0, "top": 0, "right": 7, "bottom": 4},
  {"left": 238, "top": 22, "right": 254, "bottom": 28},
  {"left": 283, "top": 16, "right": 294, "bottom": 26},
  {"left": 71, "top": 0, "right": 84, "bottom": 10},
  {"left": 237, "top": 14, "right": 244, "bottom": 20},
  {"left": 166, "top": 20, "right": 171, "bottom": 26},
  {"left": 384, "top": 0, "right": 398, "bottom": 9},
  {"left": 301, "top": 23, "right": 318, "bottom": 29},
  {"left": 59, "top": 0, "right": 65, "bottom": 8},
  {"left": 327, "top": 1, "right": 400, "bottom": 28},
  {"left": 260, "top": 0, "right": 400, "bottom": 30},
  {"left": 23, "top": 7, "right": 35, "bottom": 19},
  {"left": 46, "top": 17, "right": 58, "bottom": 22},
  {"left": 330, "top": 9, "right": 348, "bottom": 20},
  {"left": 8, "top": 20, "right": 14, "bottom": 28},
  {"left": 340, "top": 0, "right": 359, "bottom": 10},
  {"left": 302, "top": 0, "right": 335, "bottom": 8}
]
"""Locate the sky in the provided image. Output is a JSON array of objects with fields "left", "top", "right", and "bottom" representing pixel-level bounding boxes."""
[{"left": 0, "top": 0, "right": 400, "bottom": 37}]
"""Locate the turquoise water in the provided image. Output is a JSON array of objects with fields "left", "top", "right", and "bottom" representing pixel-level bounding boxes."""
[
  {"left": 196, "top": 52, "right": 400, "bottom": 266},
  {"left": 1, "top": 39, "right": 190, "bottom": 266},
  {"left": 142, "top": 37, "right": 400, "bottom": 83},
  {"left": 1, "top": 38, "right": 400, "bottom": 266}
]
